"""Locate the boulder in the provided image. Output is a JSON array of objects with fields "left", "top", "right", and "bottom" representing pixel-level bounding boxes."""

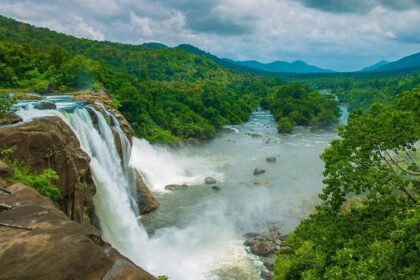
[
  {"left": 204, "top": 177, "right": 217, "bottom": 184},
  {"left": 261, "top": 270, "right": 272, "bottom": 280},
  {"left": 34, "top": 101, "right": 56, "bottom": 110},
  {"left": 164, "top": 184, "right": 188, "bottom": 190},
  {"left": 0, "top": 183, "right": 154, "bottom": 280},
  {"left": 0, "top": 117, "right": 94, "bottom": 224},
  {"left": 249, "top": 240, "right": 274, "bottom": 257},
  {"left": 134, "top": 170, "right": 158, "bottom": 214},
  {"left": 266, "top": 156, "right": 277, "bottom": 163},
  {"left": 263, "top": 258, "right": 275, "bottom": 271},
  {"left": 0, "top": 113, "right": 22, "bottom": 126},
  {"left": 253, "top": 168, "right": 266, "bottom": 175}
]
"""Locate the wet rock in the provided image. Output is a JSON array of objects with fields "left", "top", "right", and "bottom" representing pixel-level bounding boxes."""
[
  {"left": 266, "top": 156, "right": 277, "bottom": 163},
  {"left": 249, "top": 240, "right": 273, "bottom": 257},
  {"left": 253, "top": 168, "right": 266, "bottom": 175},
  {"left": 164, "top": 184, "right": 188, "bottom": 190},
  {"left": 0, "top": 117, "right": 93, "bottom": 224},
  {"left": 0, "top": 159, "right": 13, "bottom": 178},
  {"left": 134, "top": 170, "right": 159, "bottom": 214},
  {"left": 261, "top": 270, "right": 272, "bottom": 280},
  {"left": 0, "top": 113, "right": 22, "bottom": 126},
  {"left": 211, "top": 185, "right": 221, "bottom": 191},
  {"left": 246, "top": 131, "right": 261, "bottom": 137},
  {"left": 0, "top": 183, "right": 154, "bottom": 280},
  {"left": 263, "top": 258, "right": 275, "bottom": 271},
  {"left": 34, "top": 101, "right": 56, "bottom": 110},
  {"left": 254, "top": 180, "right": 267, "bottom": 186},
  {"left": 244, "top": 232, "right": 259, "bottom": 238},
  {"left": 184, "top": 138, "right": 200, "bottom": 145},
  {"left": 205, "top": 177, "right": 217, "bottom": 184}
]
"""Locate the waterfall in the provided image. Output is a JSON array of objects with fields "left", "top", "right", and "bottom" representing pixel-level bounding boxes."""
[{"left": 16, "top": 104, "right": 150, "bottom": 265}]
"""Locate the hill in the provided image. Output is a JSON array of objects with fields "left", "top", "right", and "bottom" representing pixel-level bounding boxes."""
[
  {"left": 375, "top": 52, "right": 420, "bottom": 72},
  {"left": 359, "top": 60, "right": 390, "bottom": 72},
  {"left": 224, "top": 59, "right": 336, "bottom": 73}
]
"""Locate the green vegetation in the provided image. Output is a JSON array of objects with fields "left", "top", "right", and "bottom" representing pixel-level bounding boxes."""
[
  {"left": 261, "top": 83, "right": 339, "bottom": 133},
  {"left": 1, "top": 149, "right": 60, "bottom": 204},
  {"left": 273, "top": 87, "right": 420, "bottom": 279},
  {"left": 0, "top": 93, "right": 15, "bottom": 117},
  {"left": 0, "top": 15, "right": 281, "bottom": 143}
]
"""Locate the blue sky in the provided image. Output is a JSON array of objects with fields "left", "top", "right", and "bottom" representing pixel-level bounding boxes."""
[{"left": 1, "top": 0, "right": 419, "bottom": 71}]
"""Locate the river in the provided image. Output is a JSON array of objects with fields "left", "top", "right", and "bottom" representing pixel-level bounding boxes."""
[{"left": 130, "top": 108, "right": 345, "bottom": 279}]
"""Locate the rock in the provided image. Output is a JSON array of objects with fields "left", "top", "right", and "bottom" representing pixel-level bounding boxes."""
[
  {"left": 0, "top": 117, "right": 94, "bottom": 224},
  {"left": 266, "top": 156, "right": 277, "bottom": 163},
  {"left": 0, "top": 113, "right": 22, "bottom": 126},
  {"left": 205, "top": 177, "right": 217, "bottom": 184},
  {"left": 134, "top": 170, "right": 159, "bottom": 214},
  {"left": 279, "top": 234, "right": 288, "bottom": 241},
  {"left": 164, "top": 184, "right": 188, "bottom": 190},
  {"left": 0, "top": 159, "right": 13, "bottom": 178},
  {"left": 279, "top": 246, "right": 293, "bottom": 254},
  {"left": 34, "top": 101, "right": 56, "bottom": 110},
  {"left": 244, "top": 232, "right": 259, "bottom": 238},
  {"left": 254, "top": 180, "right": 267, "bottom": 186},
  {"left": 0, "top": 183, "right": 154, "bottom": 280},
  {"left": 253, "top": 168, "right": 266, "bottom": 175},
  {"left": 211, "top": 185, "right": 221, "bottom": 191},
  {"left": 246, "top": 131, "right": 261, "bottom": 137},
  {"left": 263, "top": 259, "right": 275, "bottom": 271},
  {"left": 261, "top": 270, "right": 272, "bottom": 280},
  {"left": 184, "top": 138, "right": 200, "bottom": 145},
  {"left": 249, "top": 240, "right": 273, "bottom": 257}
]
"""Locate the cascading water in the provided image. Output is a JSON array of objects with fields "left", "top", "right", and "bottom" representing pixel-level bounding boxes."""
[{"left": 16, "top": 100, "right": 150, "bottom": 266}]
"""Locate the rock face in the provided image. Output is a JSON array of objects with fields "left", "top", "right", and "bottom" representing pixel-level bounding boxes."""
[
  {"left": 0, "top": 117, "right": 94, "bottom": 224},
  {"left": 205, "top": 177, "right": 217, "bottom": 184},
  {"left": 0, "top": 180, "right": 154, "bottom": 280},
  {"left": 135, "top": 170, "right": 159, "bottom": 214},
  {"left": 253, "top": 168, "right": 266, "bottom": 175}
]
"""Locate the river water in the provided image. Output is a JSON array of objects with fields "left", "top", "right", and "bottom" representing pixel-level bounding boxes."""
[{"left": 130, "top": 108, "right": 344, "bottom": 279}]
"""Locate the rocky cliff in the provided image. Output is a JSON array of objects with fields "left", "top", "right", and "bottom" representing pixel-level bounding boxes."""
[
  {"left": 0, "top": 160, "right": 154, "bottom": 280},
  {"left": 0, "top": 117, "right": 94, "bottom": 224}
]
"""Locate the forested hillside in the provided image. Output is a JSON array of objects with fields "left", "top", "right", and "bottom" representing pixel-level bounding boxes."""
[{"left": 0, "top": 15, "right": 282, "bottom": 142}]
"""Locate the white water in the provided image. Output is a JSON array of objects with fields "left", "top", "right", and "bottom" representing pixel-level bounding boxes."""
[
  {"left": 15, "top": 100, "right": 345, "bottom": 280},
  {"left": 16, "top": 104, "right": 150, "bottom": 266}
]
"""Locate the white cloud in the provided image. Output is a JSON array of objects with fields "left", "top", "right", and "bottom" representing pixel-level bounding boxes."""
[{"left": 0, "top": 0, "right": 419, "bottom": 71}]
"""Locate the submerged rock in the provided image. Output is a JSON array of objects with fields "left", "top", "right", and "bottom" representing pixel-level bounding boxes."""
[
  {"left": 0, "top": 182, "right": 155, "bottom": 280},
  {"left": 184, "top": 138, "right": 200, "bottom": 145},
  {"left": 253, "top": 168, "right": 266, "bottom": 175},
  {"left": 246, "top": 131, "right": 261, "bottom": 137},
  {"left": 211, "top": 185, "right": 221, "bottom": 191},
  {"left": 164, "top": 184, "right": 188, "bottom": 190},
  {"left": 266, "top": 156, "right": 277, "bottom": 163},
  {"left": 254, "top": 180, "right": 268, "bottom": 186},
  {"left": 205, "top": 177, "right": 217, "bottom": 184},
  {"left": 34, "top": 101, "right": 56, "bottom": 110}
]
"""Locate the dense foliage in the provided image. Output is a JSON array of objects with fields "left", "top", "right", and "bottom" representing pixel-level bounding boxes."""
[
  {"left": 261, "top": 83, "right": 339, "bottom": 133},
  {"left": 0, "top": 16, "right": 281, "bottom": 142},
  {"left": 273, "top": 87, "right": 420, "bottom": 279},
  {"left": 1, "top": 149, "right": 60, "bottom": 204},
  {"left": 298, "top": 72, "right": 420, "bottom": 111}
]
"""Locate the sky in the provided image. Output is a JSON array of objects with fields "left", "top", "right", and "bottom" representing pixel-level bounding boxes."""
[{"left": 0, "top": 0, "right": 419, "bottom": 71}]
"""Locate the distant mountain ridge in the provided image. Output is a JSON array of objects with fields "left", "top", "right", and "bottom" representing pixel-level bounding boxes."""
[
  {"left": 374, "top": 52, "right": 420, "bottom": 72},
  {"left": 359, "top": 60, "right": 390, "bottom": 72},
  {"left": 224, "top": 59, "right": 336, "bottom": 74}
]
